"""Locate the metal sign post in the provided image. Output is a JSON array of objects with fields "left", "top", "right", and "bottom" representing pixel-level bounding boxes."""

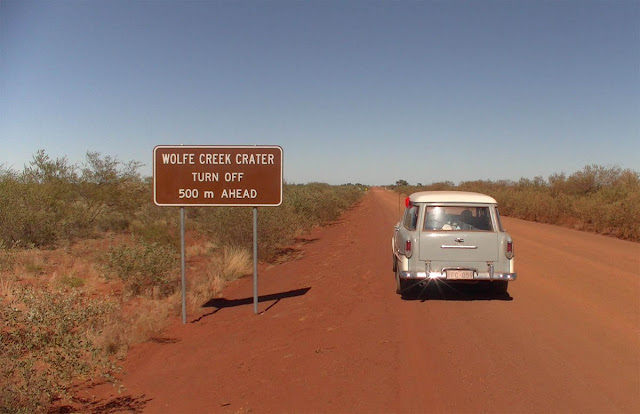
[
  {"left": 180, "top": 207, "right": 187, "bottom": 324},
  {"left": 153, "top": 145, "right": 283, "bottom": 322},
  {"left": 253, "top": 207, "right": 258, "bottom": 314}
]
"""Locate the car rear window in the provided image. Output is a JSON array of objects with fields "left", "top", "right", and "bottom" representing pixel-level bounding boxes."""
[{"left": 423, "top": 206, "right": 493, "bottom": 231}]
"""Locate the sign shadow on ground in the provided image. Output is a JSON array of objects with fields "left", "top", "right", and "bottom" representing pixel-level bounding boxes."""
[{"left": 194, "top": 287, "right": 312, "bottom": 321}]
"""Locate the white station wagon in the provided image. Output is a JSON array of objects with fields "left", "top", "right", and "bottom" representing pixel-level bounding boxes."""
[{"left": 392, "top": 191, "right": 516, "bottom": 295}]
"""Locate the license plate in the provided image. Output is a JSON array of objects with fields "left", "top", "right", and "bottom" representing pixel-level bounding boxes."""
[{"left": 447, "top": 270, "right": 474, "bottom": 280}]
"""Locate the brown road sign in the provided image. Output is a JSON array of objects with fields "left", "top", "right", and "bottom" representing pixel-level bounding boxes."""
[{"left": 153, "top": 145, "right": 283, "bottom": 206}]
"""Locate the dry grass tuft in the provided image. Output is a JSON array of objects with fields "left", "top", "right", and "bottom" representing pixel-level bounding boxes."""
[
  {"left": 221, "top": 246, "right": 252, "bottom": 281},
  {"left": 0, "top": 249, "right": 15, "bottom": 273},
  {"left": 186, "top": 241, "right": 216, "bottom": 257},
  {"left": 0, "top": 276, "right": 14, "bottom": 299},
  {"left": 187, "top": 246, "right": 252, "bottom": 310}
]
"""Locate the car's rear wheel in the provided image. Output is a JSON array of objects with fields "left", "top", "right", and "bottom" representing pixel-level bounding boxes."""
[
  {"left": 395, "top": 266, "right": 418, "bottom": 296},
  {"left": 399, "top": 279, "right": 418, "bottom": 296},
  {"left": 395, "top": 264, "right": 402, "bottom": 294}
]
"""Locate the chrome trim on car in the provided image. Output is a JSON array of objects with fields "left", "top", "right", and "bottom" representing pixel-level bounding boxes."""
[
  {"left": 441, "top": 245, "right": 478, "bottom": 249},
  {"left": 399, "top": 270, "right": 516, "bottom": 281}
]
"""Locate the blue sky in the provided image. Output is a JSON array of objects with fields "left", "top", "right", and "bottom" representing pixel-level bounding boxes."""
[{"left": 1, "top": 0, "right": 638, "bottom": 185}]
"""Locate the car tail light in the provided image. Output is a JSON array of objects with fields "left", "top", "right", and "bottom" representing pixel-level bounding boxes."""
[
  {"left": 506, "top": 240, "right": 514, "bottom": 259},
  {"left": 405, "top": 240, "right": 413, "bottom": 258},
  {"left": 405, "top": 197, "right": 411, "bottom": 208}
]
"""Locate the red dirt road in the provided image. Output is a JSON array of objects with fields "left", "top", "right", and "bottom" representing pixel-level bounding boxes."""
[{"left": 91, "top": 188, "right": 640, "bottom": 413}]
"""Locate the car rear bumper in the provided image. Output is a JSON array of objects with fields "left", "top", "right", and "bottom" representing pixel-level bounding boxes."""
[{"left": 398, "top": 270, "right": 517, "bottom": 281}]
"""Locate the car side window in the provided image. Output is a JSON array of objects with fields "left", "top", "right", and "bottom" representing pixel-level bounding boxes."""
[{"left": 403, "top": 204, "right": 419, "bottom": 231}]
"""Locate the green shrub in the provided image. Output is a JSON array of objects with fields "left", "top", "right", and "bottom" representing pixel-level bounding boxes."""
[
  {"left": 0, "top": 150, "right": 146, "bottom": 248},
  {"left": 77, "top": 151, "right": 146, "bottom": 234},
  {"left": 0, "top": 176, "right": 76, "bottom": 247},
  {"left": 0, "top": 285, "right": 119, "bottom": 413},
  {"left": 195, "top": 183, "right": 366, "bottom": 260},
  {"left": 104, "top": 238, "right": 179, "bottom": 297},
  {"left": 392, "top": 165, "right": 640, "bottom": 241}
]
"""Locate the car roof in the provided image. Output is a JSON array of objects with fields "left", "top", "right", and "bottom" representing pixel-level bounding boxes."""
[{"left": 409, "top": 191, "right": 497, "bottom": 204}]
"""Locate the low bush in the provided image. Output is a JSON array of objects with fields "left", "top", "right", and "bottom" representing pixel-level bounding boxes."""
[
  {"left": 195, "top": 183, "right": 366, "bottom": 260},
  {"left": 0, "top": 284, "right": 119, "bottom": 413},
  {"left": 104, "top": 238, "right": 180, "bottom": 297},
  {"left": 0, "top": 151, "right": 146, "bottom": 248},
  {"left": 392, "top": 165, "right": 640, "bottom": 241},
  {"left": 0, "top": 151, "right": 367, "bottom": 256}
]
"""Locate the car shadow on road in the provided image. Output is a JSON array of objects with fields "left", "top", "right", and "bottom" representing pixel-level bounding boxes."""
[
  {"left": 194, "top": 287, "right": 312, "bottom": 321},
  {"left": 401, "top": 282, "right": 513, "bottom": 302}
]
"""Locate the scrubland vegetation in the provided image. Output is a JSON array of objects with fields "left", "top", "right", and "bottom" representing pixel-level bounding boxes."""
[
  {"left": 2, "top": 151, "right": 635, "bottom": 413},
  {"left": 0, "top": 150, "right": 366, "bottom": 413},
  {"left": 392, "top": 165, "right": 640, "bottom": 241}
]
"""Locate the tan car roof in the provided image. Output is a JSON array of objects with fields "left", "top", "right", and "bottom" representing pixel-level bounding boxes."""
[{"left": 409, "top": 191, "right": 497, "bottom": 204}]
